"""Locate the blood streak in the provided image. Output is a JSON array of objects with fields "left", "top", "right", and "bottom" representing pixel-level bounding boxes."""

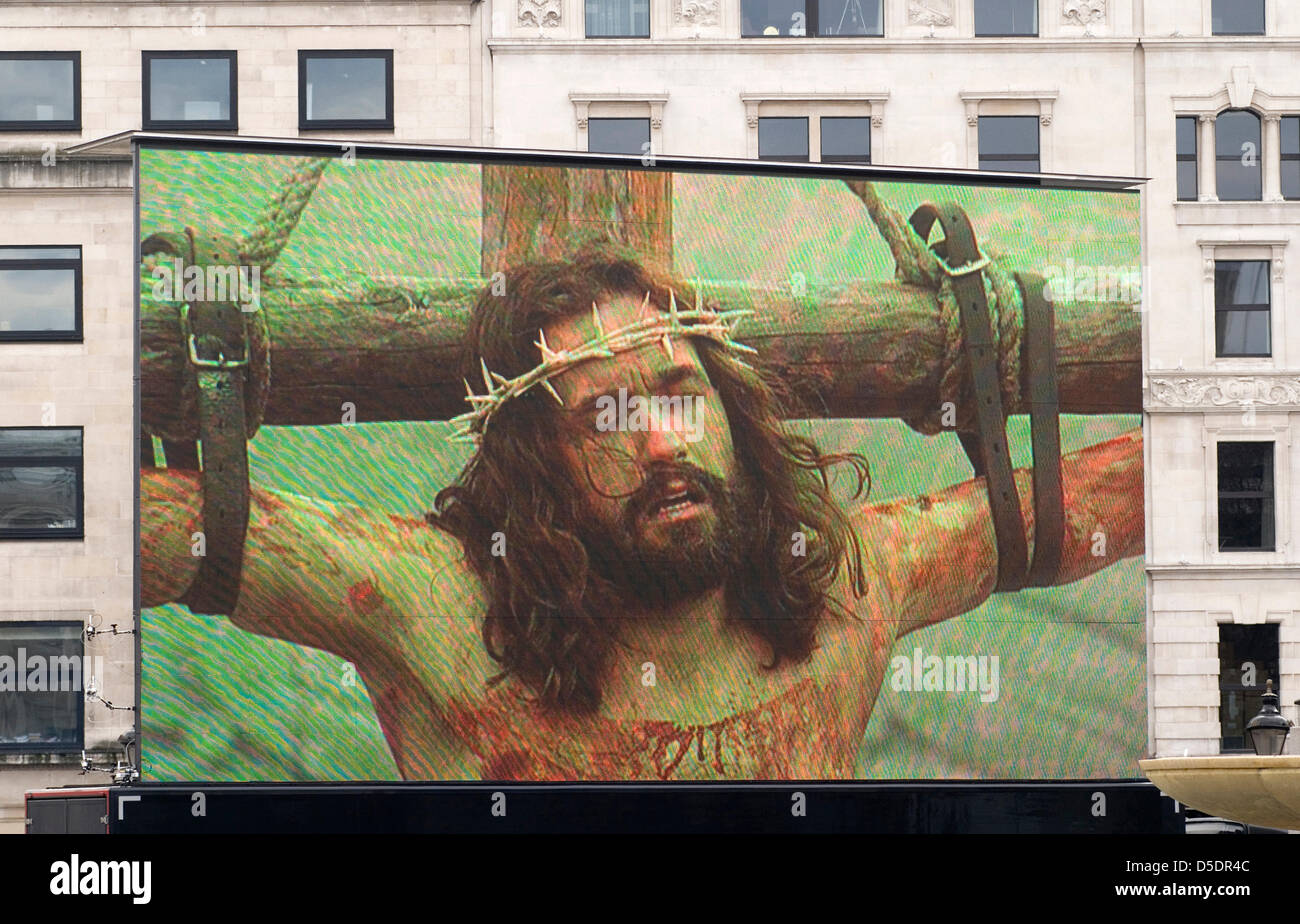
[
  {"left": 457, "top": 677, "right": 856, "bottom": 781},
  {"left": 347, "top": 579, "right": 385, "bottom": 616}
]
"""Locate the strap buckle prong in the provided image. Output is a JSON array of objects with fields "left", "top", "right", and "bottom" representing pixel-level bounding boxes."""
[
  {"left": 932, "top": 251, "right": 991, "bottom": 278},
  {"left": 181, "top": 302, "right": 250, "bottom": 369}
]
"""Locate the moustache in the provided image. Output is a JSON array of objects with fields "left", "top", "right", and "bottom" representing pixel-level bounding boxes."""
[{"left": 619, "top": 462, "right": 727, "bottom": 528}]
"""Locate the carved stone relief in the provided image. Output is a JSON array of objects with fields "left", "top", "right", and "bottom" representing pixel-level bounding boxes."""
[
  {"left": 1062, "top": 0, "right": 1106, "bottom": 26},
  {"left": 519, "top": 0, "right": 562, "bottom": 28},
  {"left": 908, "top": 0, "right": 953, "bottom": 27},
  {"left": 673, "top": 0, "right": 719, "bottom": 25},
  {"left": 1148, "top": 376, "right": 1300, "bottom": 409}
]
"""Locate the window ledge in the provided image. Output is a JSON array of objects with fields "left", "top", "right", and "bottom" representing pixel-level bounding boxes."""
[
  {"left": 0, "top": 751, "right": 89, "bottom": 767},
  {"left": 1175, "top": 201, "right": 1300, "bottom": 225},
  {"left": 1148, "top": 563, "right": 1300, "bottom": 574}
]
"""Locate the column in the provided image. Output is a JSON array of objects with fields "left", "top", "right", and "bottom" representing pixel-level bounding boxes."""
[
  {"left": 1263, "top": 114, "right": 1282, "bottom": 202},
  {"left": 1198, "top": 114, "right": 1217, "bottom": 202}
]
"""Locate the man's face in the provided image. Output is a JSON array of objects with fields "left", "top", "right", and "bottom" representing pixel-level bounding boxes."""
[{"left": 543, "top": 290, "right": 757, "bottom": 601}]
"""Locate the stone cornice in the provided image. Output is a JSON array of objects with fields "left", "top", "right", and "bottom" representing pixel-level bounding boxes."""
[
  {"left": 1146, "top": 374, "right": 1300, "bottom": 411},
  {"left": 1141, "top": 37, "right": 1300, "bottom": 50},
  {"left": 569, "top": 92, "right": 670, "bottom": 104},
  {"left": 958, "top": 89, "right": 1059, "bottom": 101},
  {"left": 488, "top": 37, "right": 1141, "bottom": 53},
  {"left": 739, "top": 91, "right": 890, "bottom": 102},
  {"left": 1147, "top": 563, "right": 1300, "bottom": 575}
]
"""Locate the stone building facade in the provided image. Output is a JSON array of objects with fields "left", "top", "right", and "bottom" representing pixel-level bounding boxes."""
[{"left": 2, "top": 0, "right": 1298, "bottom": 830}]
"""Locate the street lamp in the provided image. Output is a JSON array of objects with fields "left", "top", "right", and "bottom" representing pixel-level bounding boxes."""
[{"left": 1245, "top": 679, "right": 1291, "bottom": 756}]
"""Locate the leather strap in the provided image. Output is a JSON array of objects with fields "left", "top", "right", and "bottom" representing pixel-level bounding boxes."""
[
  {"left": 174, "top": 230, "right": 253, "bottom": 617},
  {"left": 906, "top": 204, "right": 1066, "bottom": 592},
  {"left": 1019, "top": 271, "right": 1064, "bottom": 588},
  {"left": 909, "top": 203, "right": 1027, "bottom": 593}
]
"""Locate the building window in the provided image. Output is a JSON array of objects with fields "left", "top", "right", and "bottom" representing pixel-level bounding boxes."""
[
  {"left": 1215, "top": 260, "right": 1270, "bottom": 357},
  {"left": 1218, "top": 623, "right": 1278, "bottom": 752},
  {"left": 1215, "top": 109, "right": 1262, "bottom": 201},
  {"left": 298, "top": 50, "right": 393, "bottom": 131},
  {"left": 0, "top": 428, "right": 83, "bottom": 540},
  {"left": 1176, "top": 116, "right": 1198, "bottom": 201},
  {"left": 820, "top": 116, "right": 871, "bottom": 163},
  {"left": 1283, "top": 116, "right": 1299, "bottom": 201},
  {"left": 974, "top": 0, "right": 1037, "bottom": 36},
  {"left": 142, "top": 51, "right": 237, "bottom": 131},
  {"left": 741, "top": 0, "right": 883, "bottom": 36},
  {"left": 978, "top": 115, "right": 1039, "bottom": 172},
  {"left": 1217, "top": 441, "right": 1274, "bottom": 551},
  {"left": 1211, "top": 0, "right": 1265, "bottom": 36},
  {"left": 758, "top": 117, "right": 809, "bottom": 161},
  {"left": 0, "top": 246, "right": 81, "bottom": 342},
  {"left": 0, "top": 52, "right": 80, "bottom": 131},
  {"left": 588, "top": 117, "right": 650, "bottom": 154},
  {"left": 585, "top": 0, "right": 650, "bottom": 36},
  {"left": 0, "top": 623, "right": 85, "bottom": 753}
]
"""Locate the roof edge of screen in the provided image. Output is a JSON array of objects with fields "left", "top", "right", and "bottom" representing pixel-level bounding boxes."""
[{"left": 100, "top": 130, "right": 1145, "bottom": 193}]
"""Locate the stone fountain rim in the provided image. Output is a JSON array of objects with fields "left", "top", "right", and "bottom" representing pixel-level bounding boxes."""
[{"left": 1141, "top": 755, "right": 1300, "bottom": 770}]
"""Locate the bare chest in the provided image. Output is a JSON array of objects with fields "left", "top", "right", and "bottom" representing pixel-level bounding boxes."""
[{"left": 373, "top": 613, "right": 894, "bottom": 781}]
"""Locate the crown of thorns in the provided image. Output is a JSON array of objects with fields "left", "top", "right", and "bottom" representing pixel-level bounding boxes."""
[{"left": 449, "top": 289, "right": 756, "bottom": 444}]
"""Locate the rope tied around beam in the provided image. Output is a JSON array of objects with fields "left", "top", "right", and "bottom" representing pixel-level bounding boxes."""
[
  {"left": 240, "top": 156, "right": 332, "bottom": 273},
  {"left": 842, "top": 179, "right": 1024, "bottom": 436}
]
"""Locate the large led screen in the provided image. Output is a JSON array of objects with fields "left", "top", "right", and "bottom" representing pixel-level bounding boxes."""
[{"left": 136, "top": 143, "right": 1143, "bottom": 781}]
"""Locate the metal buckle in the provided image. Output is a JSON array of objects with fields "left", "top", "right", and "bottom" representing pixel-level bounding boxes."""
[
  {"left": 181, "top": 302, "right": 250, "bottom": 369},
  {"left": 931, "top": 249, "right": 990, "bottom": 278}
]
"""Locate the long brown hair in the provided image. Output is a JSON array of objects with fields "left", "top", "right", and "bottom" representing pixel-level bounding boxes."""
[{"left": 428, "top": 240, "right": 870, "bottom": 712}]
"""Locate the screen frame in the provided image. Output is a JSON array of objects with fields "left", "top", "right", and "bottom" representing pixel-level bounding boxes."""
[{"left": 129, "top": 131, "right": 1145, "bottom": 782}]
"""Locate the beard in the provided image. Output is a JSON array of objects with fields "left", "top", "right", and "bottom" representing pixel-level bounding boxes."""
[{"left": 577, "top": 460, "right": 760, "bottom": 609}]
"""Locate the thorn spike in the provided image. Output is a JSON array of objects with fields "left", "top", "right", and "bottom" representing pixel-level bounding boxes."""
[
  {"left": 539, "top": 379, "right": 564, "bottom": 405},
  {"left": 535, "top": 329, "right": 561, "bottom": 364}
]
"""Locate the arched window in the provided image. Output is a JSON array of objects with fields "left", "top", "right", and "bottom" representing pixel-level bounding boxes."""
[{"left": 1216, "top": 109, "right": 1262, "bottom": 201}]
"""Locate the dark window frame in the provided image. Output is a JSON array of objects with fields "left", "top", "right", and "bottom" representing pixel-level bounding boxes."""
[
  {"left": 1176, "top": 115, "right": 1198, "bottom": 202},
  {"left": 819, "top": 115, "right": 871, "bottom": 164},
  {"left": 1282, "top": 115, "right": 1299, "bottom": 201},
  {"left": 586, "top": 117, "right": 651, "bottom": 155},
  {"left": 0, "top": 51, "right": 81, "bottom": 132},
  {"left": 298, "top": 49, "right": 395, "bottom": 132},
  {"left": 584, "top": 0, "right": 652, "bottom": 38},
  {"left": 0, "top": 620, "right": 86, "bottom": 754},
  {"left": 741, "top": 0, "right": 885, "bottom": 38},
  {"left": 1214, "top": 260, "right": 1271, "bottom": 358},
  {"left": 1211, "top": 0, "right": 1265, "bottom": 36},
  {"left": 141, "top": 50, "right": 238, "bottom": 132},
  {"left": 1216, "top": 440, "right": 1275, "bottom": 552},
  {"left": 0, "top": 245, "right": 82, "bottom": 343},
  {"left": 973, "top": 0, "right": 1039, "bottom": 37},
  {"left": 0, "top": 426, "right": 84, "bottom": 541},
  {"left": 757, "top": 115, "right": 811, "bottom": 162},
  {"left": 977, "top": 114, "right": 1041, "bottom": 173},
  {"left": 1218, "top": 622, "right": 1279, "bottom": 753}
]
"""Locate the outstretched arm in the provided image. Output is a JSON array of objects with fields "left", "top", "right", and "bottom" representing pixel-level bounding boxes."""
[
  {"left": 853, "top": 429, "right": 1143, "bottom": 637},
  {"left": 141, "top": 468, "right": 481, "bottom": 664}
]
